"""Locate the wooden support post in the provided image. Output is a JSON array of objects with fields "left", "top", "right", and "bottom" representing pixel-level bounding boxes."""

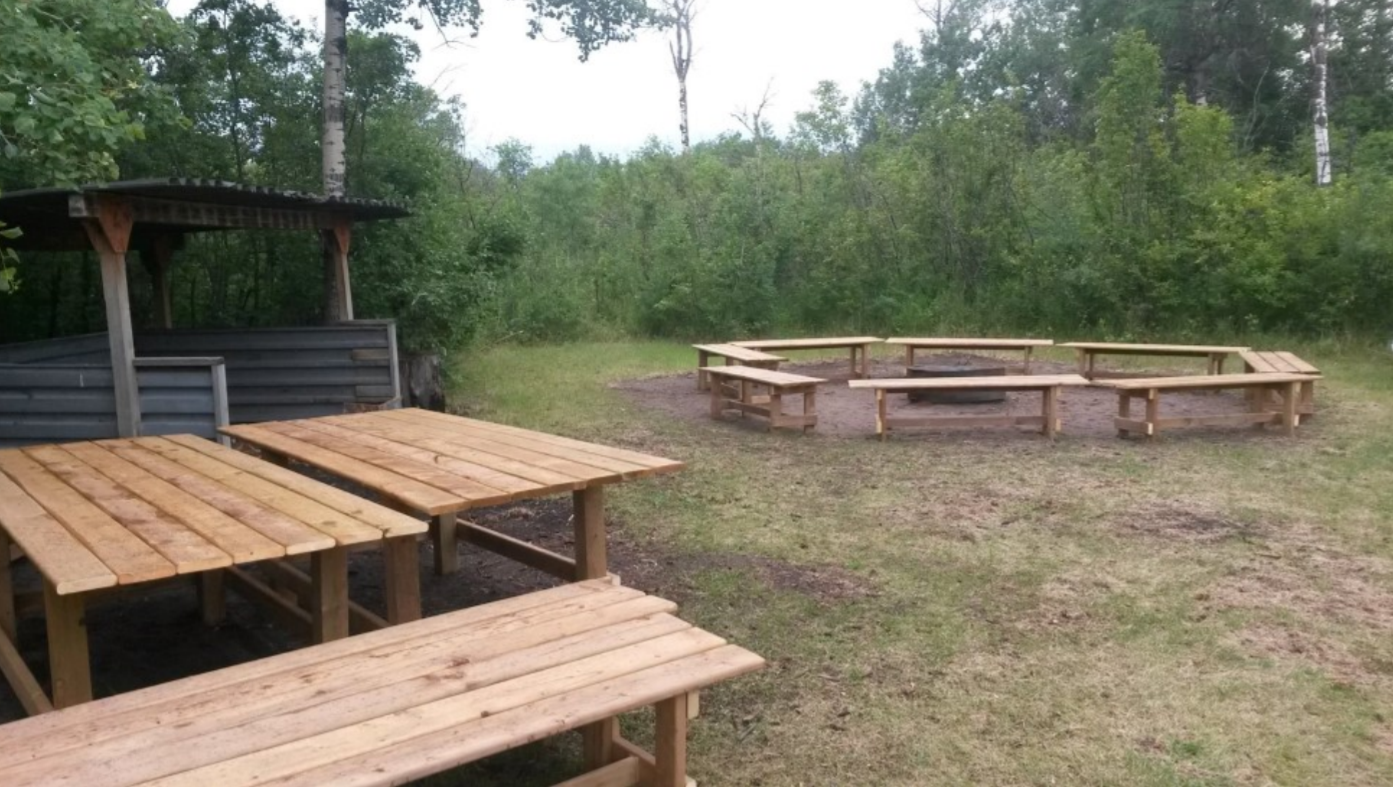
[
  {"left": 768, "top": 393, "right": 783, "bottom": 432},
  {"left": 0, "top": 529, "right": 14, "bottom": 644},
  {"left": 1144, "top": 389, "right": 1160, "bottom": 441},
  {"left": 1042, "top": 387, "right": 1059, "bottom": 438},
  {"left": 573, "top": 486, "right": 607, "bottom": 581},
  {"left": 904, "top": 345, "right": 914, "bottom": 368},
  {"left": 1023, "top": 346, "right": 1034, "bottom": 374},
  {"left": 804, "top": 388, "right": 817, "bottom": 433},
  {"left": 654, "top": 693, "right": 690, "bottom": 787},
  {"left": 581, "top": 717, "right": 618, "bottom": 772},
  {"left": 708, "top": 379, "right": 724, "bottom": 419},
  {"left": 696, "top": 350, "right": 710, "bottom": 391},
  {"left": 83, "top": 197, "right": 139, "bottom": 438},
  {"left": 150, "top": 234, "right": 175, "bottom": 329},
  {"left": 1282, "top": 382, "right": 1300, "bottom": 437},
  {"left": 860, "top": 343, "right": 871, "bottom": 378},
  {"left": 43, "top": 581, "right": 91, "bottom": 708},
  {"left": 310, "top": 547, "right": 350, "bottom": 644},
  {"left": 432, "top": 512, "right": 458, "bottom": 576},
  {"left": 382, "top": 536, "right": 422, "bottom": 624},
  {"left": 198, "top": 569, "right": 226, "bottom": 626},
  {"left": 328, "top": 218, "right": 354, "bottom": 321},
  {"left": 876, "top": 389, "right": 888, "bottom": 442},
  {"left": 1117, "top": 392, "right": 1131, "bottom": 438},
  {"left": 849, "top": 346, "right": 858, "bottom": 378},
  {"left": 1076, "top": 349, "right": 1088, "bottom": 377}
]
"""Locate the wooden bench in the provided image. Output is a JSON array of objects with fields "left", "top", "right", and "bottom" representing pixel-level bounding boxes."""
[
  {"left": 1060, "top": 342, "right": 1250, "bottom": 380},
  {"left": 1092, "top": 373, "right": 1322, "bottom": 439},
  {"left": 703, "top": 366, "right": 824, "bottom": 432},
  {"left": 0, "top": 580, "right": 765, "bottom": 787},
  {"left": 885, "top": 337, "right": 1055, "bottom": 373},
  {"left": 732, "top": 337, "right": 883, "bottom": 379},
  {"left": 847, "top": 375, "right": 1090, "bottom": 440},
  {"left": 692, "top": 343, "right": 786, "bottom": 392},
  {"left": 1241, "top": 351, "right": 1319, "bottom": 416}
]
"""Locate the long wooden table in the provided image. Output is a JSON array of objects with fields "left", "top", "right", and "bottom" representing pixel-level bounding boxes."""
[
  {"left": 0, "top": 435, "right": 425, "bottom": 713},
  {"left": 849, "top": 374, "right": 1090, "bottom": 440},
  {"left": 1061, "top": 342, "right": 1250, "bottom": 379},
  {"left": 885, "top": 337, "right": 1055, "bottom": 372},
  {"left": 222, "top": 409, "right": 685, "bottom": 585},
  {"left": 732, "top": 337, "right": 883, "bottom": 379}
]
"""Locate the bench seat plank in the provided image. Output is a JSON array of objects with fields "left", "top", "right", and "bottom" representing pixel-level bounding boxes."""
[
  {"left": 849, "top": 374, "right": 1088, "bottom": 391},
  {"left": 1093, "top": 372, "right": 1317, "bottom": 391},
  {"left": 1060, "top": 342, "right": 1250, "bottom": 355},
  {"left": 731, "top": 336, "right": 882, "bottom": 350},
  {"left": 885, "top": 337, "right": 1054, "bottom": 349},
  {"left": 702, "top": 366, "right": 825, "bottom": 387},
  {"left": 691, "top": 343, "right": 785, "bottom": 363}
]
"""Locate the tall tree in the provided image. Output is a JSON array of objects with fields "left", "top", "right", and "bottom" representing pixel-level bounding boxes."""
[
  {"left": 1312, "top": 0, "right": 1333, "bottom": 185},
  {"left": 317, "top": 0, "right": 655, "bottom": 321},
  {"left": 664, "top": 0, "right": 697, "bottom": 154}
]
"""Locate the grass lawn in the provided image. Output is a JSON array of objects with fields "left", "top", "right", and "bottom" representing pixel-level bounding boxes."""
[{"left": 449, "top": 341, "right": 1393, "bottom": 786}]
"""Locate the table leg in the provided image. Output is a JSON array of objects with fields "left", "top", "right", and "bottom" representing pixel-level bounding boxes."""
[
  {"left": 696, "top": 350, "right": 709, "bottom": 391},
  {"left": 0, "top": 529, "right": 14, "bottom": 644},
  {"left": 709, "top": 378, "right": 724, "bottom": 419},
  {"left": 876, "top": 389, "right": 888, "bottom": 442},
  {"left": 44, "top": 580, "right": 90, "bottom": 708},
  {"left": 573, "top": 486, "right": 607, "bottom": 581},
  {"left": 654, "top": 693, "right": 690, "bottom": 787},
  {"left": 582, "top": 717, "right": 618, "bottom": 772},
  {"left": 1283, "top": 382, "right": 1300, "bottom": 436},
  {"left": 1145, "top": 389, "right": 1160, "bottom": 441},
  {"left": 198, "top": 570, "right": 226, "bottom": 626},
  {"left": 382, "top": 535, "right": 422, "bottom": 624},
  {"left": 432, "top": 511, "right": 459, "bottom": 575},
  {"left": 310, "top": 546, "right": 350, "bottom": 644}
]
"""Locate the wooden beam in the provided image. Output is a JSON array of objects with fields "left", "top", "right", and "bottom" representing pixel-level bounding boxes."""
[
  {"left": 70, "top": 194, "right": 332, "bottom": 231},
  {"left": 654, "top": 693, "right": 690, "bottom": 787},
  {"left": 0, "top": 628, "right": 52, "bottom": 716},
  {"left": 329, "top": 218, "right": 353, "bottom": 321},
  {"left": 259, "top": 561, "right": 388, "bottom": 634},
  {"left": 310, "top": 547, "right": 350, "bottom": 643},
  {"left": 573, "top": 486, "right": 607, "bottom": 581},
  {"left": 150, "top": 235, "right": 175, "bottom": 329},
  {"left": 381, "top": 535, "right": 421, "bottom": 625},
  {"left": 224, "top": 566, "right": 311, "bottom": 640},
  {"left": 83, "top": 198, "right": 140, "bottom": 438},
  {"left": 553, "top": 756, "right": 642, "bottom": 787},
  {"left": 43, "top": 581, "right": 91, "bottom": 708},
  {"left": 0, "top": 528, "right": 13, "bottom": 644},
  {"left": 431, "top": 511, "right": 458, "bottom": 576},
  {"left": 458, "top": 522, "right": 576, "bottom": 580}
]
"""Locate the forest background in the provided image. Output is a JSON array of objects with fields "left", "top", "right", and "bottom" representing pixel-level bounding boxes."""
[{"left": 2, "top": 0, "right": 1392, "bottom": 356}]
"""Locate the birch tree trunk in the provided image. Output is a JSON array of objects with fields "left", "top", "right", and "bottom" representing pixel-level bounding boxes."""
[
  {"left": 667, "top": 0, "right": 695, "bottom": 154},
  {"left": 1312, "top": 0, "right": 1332, "bottom": 186},
  {"left": 322, "top": 0, "right": 350, "bottom": 322}
]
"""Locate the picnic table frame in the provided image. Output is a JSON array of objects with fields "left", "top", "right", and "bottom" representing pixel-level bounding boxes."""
[
  {"left": 885, "top": 338, "right": 1055, "bottom": 373},
  {"left": 0, "top": 435, "right": 424, "bottom": 713},
  {"left": 222, "top": 409, "right": 684, "bottom": 585},
  {"left": 849, "top": 374, "right": 1089, "bottom": 440},
  {"left": 1060, "top": 342, "right": 1250, "bottom": 380},
  {"left": 732, "top": 337, "right": 883, "bottom": 379}
]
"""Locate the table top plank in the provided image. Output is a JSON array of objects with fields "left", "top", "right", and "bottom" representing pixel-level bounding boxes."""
[
  {"left": 62, "top": 443, "right": 285, "bottom": 565},
  {"left": 161, "top": 436, "right": 426, "bottom": 539},
  {"left": 1093, "top": 373, "right": 1319, "bottom": 391},
  {"left": 732, "top": 336, "right": 883, "bottom": 350},
  {"left": 129, "top": 438, "right": 407, "bottom": 546},
  {"left": 259, "top": 422, "right": 515, "bottom": 504},
  {"left": 396, "top": 409, "right": 683, "bottom": 473},
  {"left": 218, "top": 424, "right": 466, "bottom": 516},
  {"left": 97, "top": 441, "right": 333, "bottom": 557},
  {"left": 0, "top": 471, "right": 115, "bottom": 594},
  {"left": 23, "top": 445, "right": 232, "bottom": 575},
  {"left": 0, "top": 450, "right": 175, "bottom": 585},
  {"left": 701, "top": 366, "right": 826, "bottom": 386},
  {"left": 849, "top": 374, "right": 1090, "bottom": 391},
  {"left": 885, "top": 337, "right": 1055, "bottom": 349},
  {"left": 1060, "top": 342, "right": 1250, "bottom": 354},
  {"left": 292, "top": 420, "right": 538, "bottom": 495},
  {"left": 375, "top": 410, "right": 656, "bottom": 478}
]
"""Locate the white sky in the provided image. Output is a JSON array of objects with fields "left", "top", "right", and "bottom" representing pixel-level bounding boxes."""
[{"left": 166, "top": 0, "right": 929, "bottom": 161}]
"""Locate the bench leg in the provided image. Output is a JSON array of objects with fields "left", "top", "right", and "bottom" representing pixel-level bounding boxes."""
[
  {"left": 310, "top": 546, "right": 350, "bottom": 644},
  {"left": 876, "top": 389, "right": 888, "bottom": 442},
  {"left": 803, "top": 388, "right": 817, "bottom": 433},
  {"left": 1042, "top": 387, "right": 1059, "bottom": 438},
  {"left": 574, "top": 486, "right": 608, "bottom": 581},
  {"left": 708, "top": 379, "right": 724, "bottom": 420},
  {"left": 861, "top": 344, "right": 871, "bottom": 378},
  {"left": 904, "top": 345, "right": 914, "bottom": 368},
  {"left": 44, "top": 580, "right": 91, "bottom": 708},
  {"left": 199, "top": 569, "right": 226, "bottom": 626},
  {"left": 1144, "top": 389, "right": 1160, "bottom": 440},
  {"left": 382, "top": 535, "right": 422, "bottom": 624},
  {"left": 1076, "top": 349, "right": 1088, "bottom": 378},
  {"left": 696, "top": 351, "right": 709, "bottom": 391},
  {"left": 1023, "top": 347, "right": 1034, "bottom": 375},
  {"left": 581, "top": 717, "right": 619, "bottom": 773},
  {"left": 0, "top": 529, "right": 14, "bottom": 645},
  {"left": 768, "top": 392, "right": 783, "bottom": 432},
  {"left": 655, "top": 693, "right": 690, "bottom": 787},
  {"left": 1282, "top": 382, "right": 1300, "bottom": 436},
  {"left": 432, "top": 512, "right": 459, "bottom": 575}
]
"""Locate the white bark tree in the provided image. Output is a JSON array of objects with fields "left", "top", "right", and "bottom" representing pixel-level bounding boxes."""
[
  {"left": 665, "top": 0, "right": 697, "bottom": 154},
  {"left": 1312, "top": 0, "right": 1333, "bottom": 186}
]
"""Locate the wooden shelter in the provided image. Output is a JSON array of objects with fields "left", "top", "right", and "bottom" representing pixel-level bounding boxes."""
[{"left": 0, "top": 180, "right": 410, "bottom": 445}]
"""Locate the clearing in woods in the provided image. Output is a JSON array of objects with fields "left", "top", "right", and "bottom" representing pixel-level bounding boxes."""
[{"left": 443, "top": 341, "right": 1393, "bottom": 786}]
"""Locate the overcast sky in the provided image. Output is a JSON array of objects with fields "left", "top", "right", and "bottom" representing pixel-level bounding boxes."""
[{"left": 165, "top": 0, "right": 929, "bottom": 161}]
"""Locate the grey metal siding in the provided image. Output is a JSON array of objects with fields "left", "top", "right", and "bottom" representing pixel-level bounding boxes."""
[{"left": 0, "top": 333, "right": 111, "bottom": 364}]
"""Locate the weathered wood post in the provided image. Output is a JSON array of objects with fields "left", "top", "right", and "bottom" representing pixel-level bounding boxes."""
[{"left": 79, "top": 194, "right": 140, "bottom": 437}]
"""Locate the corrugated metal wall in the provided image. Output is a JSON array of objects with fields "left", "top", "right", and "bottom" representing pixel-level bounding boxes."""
[
  {"left": 133, "top": 321, "right": 400, "bottom": 423},
  {"left": 0, "top": 362, "right": 226, "bottom": 447},
  {"left": 0, "top": 333, "right": 110, "bottom": 364}
]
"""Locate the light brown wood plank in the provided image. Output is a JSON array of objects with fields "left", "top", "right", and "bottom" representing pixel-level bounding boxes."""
[
  {"left": 218, "top": 425, "right": 466, "bottom": 515},
  {"left": 62, "top": 443, "right": 282, "bottom": 564},
  {"left": 850, "top": 374, "right": 1088, "bottom": 391},
  {"left": 162, "top": 436, "right": 425, "bottom": 539},
  {"left": 0, "top": 451, "right": 173, "bottom": 585},
  {"left": 731, "top": 336, "right": 882, "bottom": 350},
  {"left": 0, "top": 626, "right": 52, "bottom": 716},
  {"left": 701, "top": 366, "right": 826, "bottom": 386},
  {"left": 1093, "top": 372, "right": 1318, "bottom": 391},
  {"left": 885, "top": 337, "right": 1054, "bottom": 349},
  {"left": 100, "top": 441, "right": 334, "bottom": 556},
  {"left": 0, "top": 471, "right": 115, "bottom": 594},
  {"left": 1060, "top": 342, "right": 1249, "bottom": 354}
]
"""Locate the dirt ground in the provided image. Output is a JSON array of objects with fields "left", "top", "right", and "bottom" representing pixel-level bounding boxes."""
[
  {"left": 0, "top": 497, "right": 863, "bottom": 724},
  {"left": 615, "top": 355, "right": 1292, "bottom": 442}
]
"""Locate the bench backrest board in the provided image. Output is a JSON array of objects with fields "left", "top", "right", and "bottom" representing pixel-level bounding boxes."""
[
  {"left": 701, "top": 366, "right": 826, "bottom": 387},
  {"left": 849, "top": 374, "right": 1088, "bottom": 391},
  {"left": 1093, "top": 373, "right": 1319, "bottom": 391}
]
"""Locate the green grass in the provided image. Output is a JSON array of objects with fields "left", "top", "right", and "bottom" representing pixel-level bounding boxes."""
[{"left": 447, "top": 341, "right": 1393, "bottom": 786}]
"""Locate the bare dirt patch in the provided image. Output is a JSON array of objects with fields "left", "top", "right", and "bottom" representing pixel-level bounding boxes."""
[
  {"left": 615, "top": 356, "right": 1302, "bottom": 442},
  {"left": 1122, "top": 502, "right": 1267, "bottom": 544}
]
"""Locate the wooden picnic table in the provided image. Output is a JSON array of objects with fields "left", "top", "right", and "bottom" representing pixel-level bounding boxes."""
[
  {"left": 0, "top": 435, "right": 425, "bottom": 713},
  {"left": 732, "top": 336, "right": 883, "bottom": 379},
  {"left": 1060, "top": 342, "right": 1251, "bottom": 379},
  {"left": 885, "top": 337, "right": 1055, "bottom": 372},
  {"left": 221, "top": 409, "right": 684, "bottom": 585}
]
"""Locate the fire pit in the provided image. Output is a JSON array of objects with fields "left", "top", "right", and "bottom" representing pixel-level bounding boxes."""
[{"left": 906, "top": 355, "right": 1008, "bottom": 404}]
